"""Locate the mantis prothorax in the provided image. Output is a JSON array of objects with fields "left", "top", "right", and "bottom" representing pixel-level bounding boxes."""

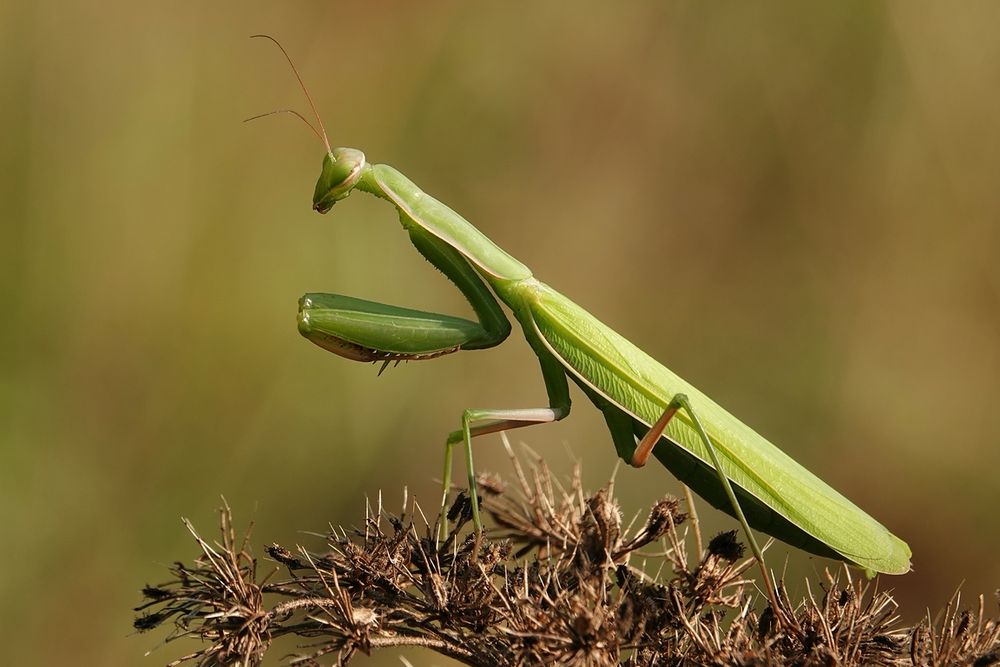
[{"left": 253, "top": 37, "right": 911, "bottom": 605}]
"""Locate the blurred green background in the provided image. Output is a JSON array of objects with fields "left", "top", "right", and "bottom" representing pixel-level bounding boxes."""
[{"left": 2, "top": 2, "right": 999, "bottom": 664}]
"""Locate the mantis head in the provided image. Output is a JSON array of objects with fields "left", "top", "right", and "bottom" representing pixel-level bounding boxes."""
[
  {"left": 249, "top": 35, "right": 367, "bottom": 213},
  {"left": 312, "top": 147, "right": 366, "bottom": 213}
]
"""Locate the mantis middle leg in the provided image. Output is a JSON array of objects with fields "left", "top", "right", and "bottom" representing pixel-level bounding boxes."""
[{"left": 440, "top": 353, "right": 571, "bottom": 537}]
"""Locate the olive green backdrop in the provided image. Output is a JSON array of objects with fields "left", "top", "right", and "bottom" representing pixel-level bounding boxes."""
[{"left": 2, "top": 2, "right": 999, "bottom": 664}]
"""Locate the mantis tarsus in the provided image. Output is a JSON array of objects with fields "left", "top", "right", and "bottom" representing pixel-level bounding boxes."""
[{"left": 253, "top": 37, "right": 911, "bottom": 597}]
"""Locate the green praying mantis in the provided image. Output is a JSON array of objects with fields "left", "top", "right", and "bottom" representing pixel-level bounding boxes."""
[{"left": 253, "top": 36, "right": 910, "bottom": 590}]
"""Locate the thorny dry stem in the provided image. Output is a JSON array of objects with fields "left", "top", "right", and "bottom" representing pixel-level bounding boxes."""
[{"left": 136, "top": 452, "right": 1000, "bottom": 666}]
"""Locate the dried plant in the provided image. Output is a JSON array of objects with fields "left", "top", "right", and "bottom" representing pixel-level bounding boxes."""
[{"left": 135, "top": 449, "right": 1000, "bottom": 666}]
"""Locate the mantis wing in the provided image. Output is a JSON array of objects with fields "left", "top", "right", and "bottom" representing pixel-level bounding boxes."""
[{"left": 523, "top": 280, "right": 911, "bottom": 574}]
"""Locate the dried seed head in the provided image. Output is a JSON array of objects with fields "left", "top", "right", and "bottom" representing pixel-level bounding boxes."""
[
  {"left": 758, "top": 605, "right": 777, "bottom": 641},
  {"left": 577, "top": 489, "right": 621, "bottom": 569},
  {"left": 707, "top": 530, "right": 745, "bottom": 563},
  {"left": 133, "top": 611, "right": 167, "bottom": 632},
  {"left": 135, "top": 454, "right": 1000, "bottom": 667},
  {"left": 447, "top": 491, "right": 474, "bottom": 524},
  {"left": 266, "top": 543, "right": 303, "bottom": 569},
  {"left": 140, "top": 585, "right": 172, "bottom": 602},
  {"left": 476, "top": 472, "right": 506, "bottom": 496},
  {"left": 643, "top": 495, "right": 686, "bottom": 541}
]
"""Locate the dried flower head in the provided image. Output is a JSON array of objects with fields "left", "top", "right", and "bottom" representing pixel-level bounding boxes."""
[{"left": 135, "top": 452, "right": 1000, "bottom": 666}]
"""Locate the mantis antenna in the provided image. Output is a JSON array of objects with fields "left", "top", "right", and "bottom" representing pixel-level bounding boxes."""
[
  {"left": 249, "top": 34, "right": 332, "bottom": 155},
  {"left": 244, "top": 108, "right": 327, "bottom": 146}
]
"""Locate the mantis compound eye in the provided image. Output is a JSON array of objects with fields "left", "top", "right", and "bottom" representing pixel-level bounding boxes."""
[{"left": 312, "top": 147, "right": 366, "bottom": 213}]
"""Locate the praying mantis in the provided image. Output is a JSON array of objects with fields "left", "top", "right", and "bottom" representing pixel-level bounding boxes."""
[{"left": 253, "top": 36, "right": 911, "bottom": 589}]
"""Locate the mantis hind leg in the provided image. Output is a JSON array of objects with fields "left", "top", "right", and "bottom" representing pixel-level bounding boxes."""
[
  {"left": 591, "top": 393, "right": 704, "bottom": 555},
  {"left": 632, "top": 394, "right": 787, "bottom": 623}
]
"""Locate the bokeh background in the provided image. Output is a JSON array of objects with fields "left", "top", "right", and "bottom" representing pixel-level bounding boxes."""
[{"left": 2, "top": 2, "right": 999, "bottom": 664}]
